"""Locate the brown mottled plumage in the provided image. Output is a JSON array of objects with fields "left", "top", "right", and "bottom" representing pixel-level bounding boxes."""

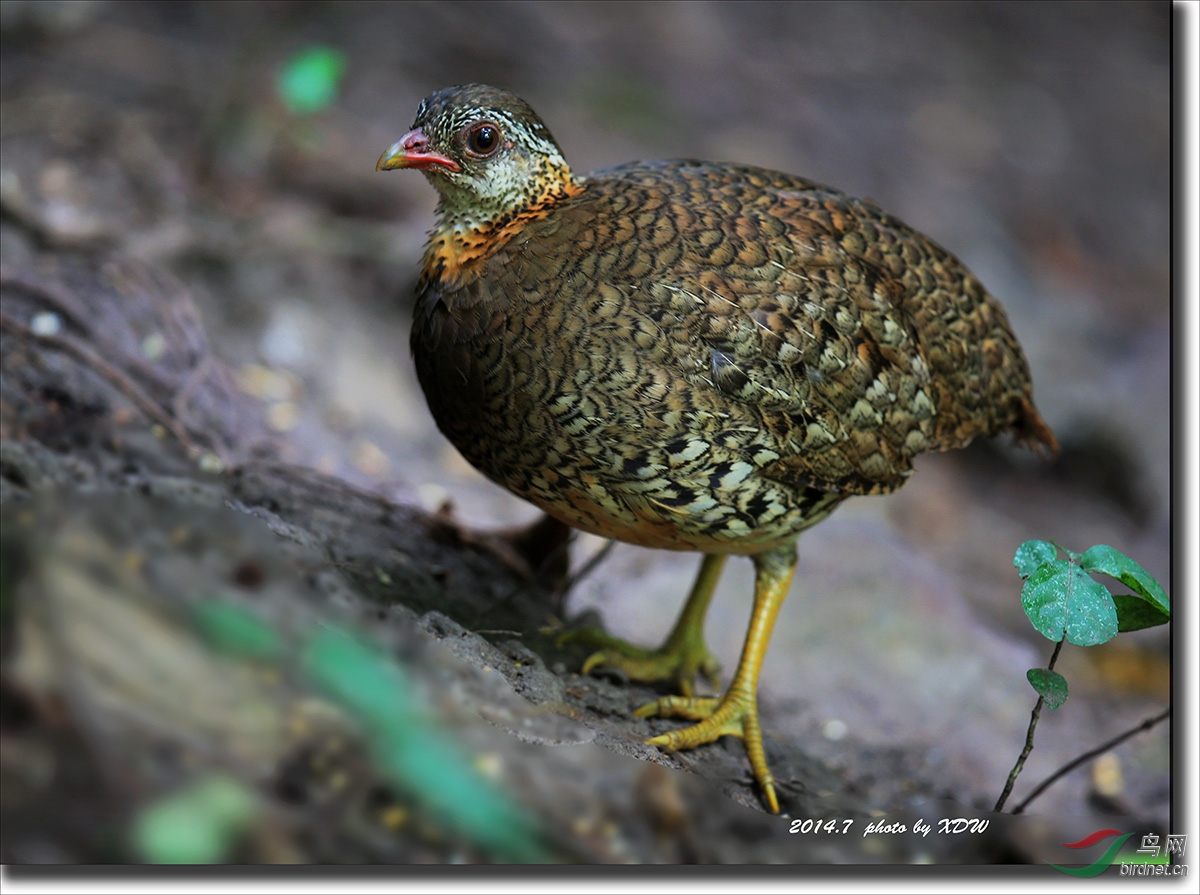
[{"left": 378, "top": 84, "right": 1056, "bottom": 813}]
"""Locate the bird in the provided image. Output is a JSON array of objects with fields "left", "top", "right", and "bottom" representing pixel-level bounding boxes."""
[{"left": 377, "top": 84, "right": 1057, "bottom": 814}]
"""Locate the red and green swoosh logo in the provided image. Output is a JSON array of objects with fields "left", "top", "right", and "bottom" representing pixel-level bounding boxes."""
[{"left": 1048, "top": 829, "right": 1134, "bottom": 876}]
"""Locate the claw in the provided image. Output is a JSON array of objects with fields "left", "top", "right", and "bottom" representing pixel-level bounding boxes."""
[
  {"left": 579, "top": 649, "right": 610, "bottom": 678},
  {"left": 633, "top": 545, "right": 796, "bottom": 814},
  {"left": 565, "top": 554, "right": 726, "bottom": 696},
  {"left": 635, "top": 694, "right": 719, "bottom": 721},
  {"left": 567, "top": 549, "right": 794, "bottom": 813},
  {"left": 642, "top": 689, "right": 779, "bottom": 814},
  {"left": 562, "top": 626, "right": 720, "bottom": 697}
]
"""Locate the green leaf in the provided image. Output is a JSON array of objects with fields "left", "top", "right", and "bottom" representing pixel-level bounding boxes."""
[
  {"left": 1021, "top": 559, "right": 1118, "bottom": 646},
  {"left": 277, "top": 46, "right": 346, "bottom": 115},
  {"left": 133, "top": 776, "right": 256, "bottom": 864},
  {"left": 193, "top": 601, "right": 281, "bottom": 660},
  {"left": 303, "top": 628, "right": 550, "bottom": 862},
  {"left": 1113, "top": 593, "right": 1172, "bottom": 632},
  {"left": 1014, "top": 540, "right": 1058, "bottom": 578},
  {"left": 1026, "top": 668, "right": 1069, "bottom": 709},
  {"left": 1079, "top": 545, "right": 1170, "bottom": 616}
]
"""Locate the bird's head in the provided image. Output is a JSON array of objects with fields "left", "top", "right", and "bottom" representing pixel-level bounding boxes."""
[{"left": 377, "top": 84, "right": 579, "bottom": 234}]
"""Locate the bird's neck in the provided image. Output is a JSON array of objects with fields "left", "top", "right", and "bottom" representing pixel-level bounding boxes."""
[{"left": 422, "top": 162, "right": 584, "bottom": 284}]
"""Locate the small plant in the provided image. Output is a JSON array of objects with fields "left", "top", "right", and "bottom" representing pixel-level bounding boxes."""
[{"left": 993, "top": 540, "right": 1170, "bottom": 814}]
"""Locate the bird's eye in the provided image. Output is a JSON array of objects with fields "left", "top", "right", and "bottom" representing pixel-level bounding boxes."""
[{"left": 466, "top": 123, "right": 501, "bottom": 157}]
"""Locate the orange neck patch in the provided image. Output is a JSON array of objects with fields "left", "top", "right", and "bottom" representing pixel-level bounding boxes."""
[{"left": 424, "top": 179, "right": 584, "bottom": 284}]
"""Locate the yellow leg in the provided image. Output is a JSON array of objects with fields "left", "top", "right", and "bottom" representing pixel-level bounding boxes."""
[
  {"left": 637, "top": 541, "right": 797, "bottom": 814},
  {"left": 564, "top": 554, "right": 725, "bottom": 696}
]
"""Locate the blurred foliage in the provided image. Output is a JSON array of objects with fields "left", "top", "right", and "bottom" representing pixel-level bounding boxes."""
[
  {"left": 193, "top": 600, "right": 283, "bottom": 661},
  {"left": 303, "top": 627, "right": 552, "bottom": 863},
  {"left": 133, "top": 776, "right": 257, "bottom": 864},
  {"left": 277, "top": 46, "right": 347, "bottom": 115},
  {"left": 188, "top": 599, "right": 552, "bottom": 862}
]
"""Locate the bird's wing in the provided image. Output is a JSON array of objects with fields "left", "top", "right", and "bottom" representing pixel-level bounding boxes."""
[
  {"left": 483, "top": 161, "right": 1046, "bottom": 496},
  {"left": 567, "top": 163, "right": 923, "bottom": 495},
  {"left": 622, "top": 162, "right": 1044, "bottom": 494}
]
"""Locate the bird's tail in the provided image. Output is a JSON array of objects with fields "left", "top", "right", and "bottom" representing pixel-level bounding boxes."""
[{"left": 1009, "top": 397, "right": 1059, "bottom": 458}]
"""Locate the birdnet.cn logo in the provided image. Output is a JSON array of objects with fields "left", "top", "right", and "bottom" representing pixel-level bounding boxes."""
[{"left": 1048, "top": 829, "right": 1188, "bottom": 877}]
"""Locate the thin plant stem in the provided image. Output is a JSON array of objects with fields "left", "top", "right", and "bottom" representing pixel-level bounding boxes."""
[
  {"left": 1012, "top": 706, "right": 1171, "bottom": 815},
  {"left": 0, "top": 310, "right": 201, "bottom": 457},
  {"left": 994, "top": 639, "right": 1064, "bottom": 813}
]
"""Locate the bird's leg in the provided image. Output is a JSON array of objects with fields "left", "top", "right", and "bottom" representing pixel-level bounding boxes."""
[
  {"left": 563, "top": 553, "right": 726, "bottom": 696},
  {"left": 636, "top": 541, "right": 797, "bottom": 814}
]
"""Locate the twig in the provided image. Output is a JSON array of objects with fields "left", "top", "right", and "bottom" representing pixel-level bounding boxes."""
[
  {"left": 1012, "top": 706, "right": 1171, "bottom": 815},
  {"left": 0, "top": 268, "right": 95, "bottom": 333},
  {"left": 0, "top": 310, "right": 202, "bottom": 457},
  {"left": 993, "top": 638, "right": 1064, "bottom": 812},
  {"left": 564, "top": 539, "right": 616, "bottom": 591},
  {"left": 488, "top": 536, "right": 615, "bottom": 618}
]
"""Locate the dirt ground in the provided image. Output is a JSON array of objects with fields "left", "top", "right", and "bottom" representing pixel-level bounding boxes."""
[{"left": 0, "top": 0, "right": 1174, "bottom": 870}]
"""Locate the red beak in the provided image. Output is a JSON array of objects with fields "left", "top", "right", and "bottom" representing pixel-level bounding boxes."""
[{"left": 375, "top": 127, "right": 461, "bottom": 173}]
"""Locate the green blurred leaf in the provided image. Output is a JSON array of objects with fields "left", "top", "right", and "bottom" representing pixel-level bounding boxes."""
[
  {"left": 1079, "top": 545, "right": 1170, "bottom": 616},
  {"left": 1113, "top": 593, "right": 1172, "bottom": 632},
  {"left": 193, "top": 601, "right": 282, "bottom": 660},
  {"left": 1026, "top": 668, "right": 1068, "bottom": 709},
  {"left": 303, "top": 628, "right": 550, "bottom": 862},
  {"left": 1021, "top": 559, "right": 1118, "bottom": 646},
  {"left": 278, "top": 46, "right": 346, "bottom": 115},
  {"left": 133, "top": 776, "right": 256, "bottom": 864},
  {"left": 1014, "top": 540, "right": 1057, "bottom": 578}
]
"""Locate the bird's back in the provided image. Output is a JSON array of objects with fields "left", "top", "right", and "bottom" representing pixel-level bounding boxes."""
[{"left": 411, "top": 158, "right": 1054, "bottom": 550}]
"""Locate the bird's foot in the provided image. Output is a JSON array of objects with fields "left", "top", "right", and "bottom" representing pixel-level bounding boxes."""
[
  {"left": 636, "top": 688, "right": 779, "bottom": 814},
  {"left": 560, "top": 627, "right": 721, "bottom": 698}
]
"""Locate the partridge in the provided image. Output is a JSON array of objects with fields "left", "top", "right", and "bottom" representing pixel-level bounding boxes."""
[{"left": 378, "top": 84, "right": 1056, "bottom": 813}]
